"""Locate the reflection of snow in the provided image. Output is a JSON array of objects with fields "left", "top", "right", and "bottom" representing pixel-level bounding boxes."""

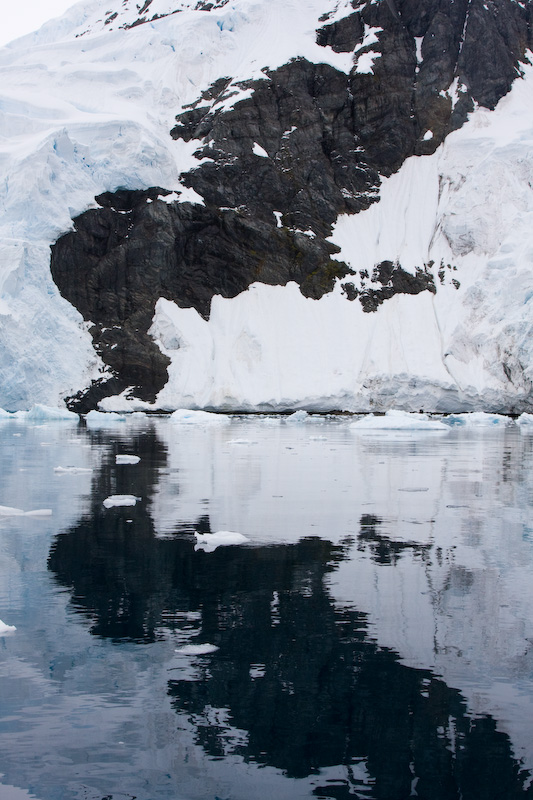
[
  {"left": 150, "top": 417, "right": 533, "bottom": 772},
  {"left": 194, "top": 530, "right": 249, "bottom": 551},
  {"left": 1, "top": 418, "right": 533, "bottom": 797}
]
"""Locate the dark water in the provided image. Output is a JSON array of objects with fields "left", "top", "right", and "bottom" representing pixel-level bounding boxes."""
[{"left": 0, "top": 416, "right": 533, "bottom": 799}]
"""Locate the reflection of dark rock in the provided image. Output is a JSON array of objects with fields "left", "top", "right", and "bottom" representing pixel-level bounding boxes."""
[
  {"left": 48, "top": 426, "right": 169, "bottom": 641},
  {"left": 48, "top": 436, "right": 532, "bottom": 797},
  {"left": 50, "top": 0, "right": 533, "bottom": 409},
  {"left": 357, "top": 513, "right": 431, "bottom": 564}
]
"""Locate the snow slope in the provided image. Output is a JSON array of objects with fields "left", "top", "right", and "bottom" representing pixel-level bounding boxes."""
[{"left": 0, "top": 0, "right": 532, "bottom": 411}]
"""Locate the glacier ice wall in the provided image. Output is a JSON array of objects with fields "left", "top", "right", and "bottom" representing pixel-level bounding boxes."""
[{"left": 0, "top": 0, "right": 533, "bottom": 410}]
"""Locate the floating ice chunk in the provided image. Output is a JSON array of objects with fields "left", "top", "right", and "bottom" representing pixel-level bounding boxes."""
[
  {"left": 0, "top": 620, "right": 16, "bottom": 634},
  {"left": 85, "top": 410, "right": 128, "bottom": 427},
  {"left": 194, "top": 530, "right": 249, "bottom": 552},
  {"left": 445, "top": 412, "right": 513, "bottom": 427},
  {"left": 54, "top": 466, "right": 93, "bottom": 474},
  {"left": 15, "top": 405, "right": 79, "bottom": 422},
  {"left": 285, "top": 410, "right": 309, "bottom": 424},
  {"left": 0, "top": 506, "right": 24, "bottom": 516},
  {"left": 170, "top": 409, "right": 230, "bottom": 425},
  {"left": 115, "top": 455, "right": 141, "bottom": 465},
  {"left": 175, "top": 643, "right": 219, "bottom": 655},
  {"left": 0, "top": 408, "right": 13, "bottom": 420},
  {"left": 0, "top": 505, "right": 52, "bottom": 517},
  {"left": 515, "top": 413, "right": 533, "bottom": 427},
  {"left": 350, "top": 410, "right": 448, "bottom": 431},
  {"left": 103, "top": 495, "right": 139, "bottom": 508},
  {"left": 226, "top": 439, "right": 255, "bottom": 445}
]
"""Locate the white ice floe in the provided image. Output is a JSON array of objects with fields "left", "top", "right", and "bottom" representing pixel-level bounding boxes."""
[
  {"left": 174, "top": 643, "right": 219, "bottom": 655},
  {"left": 350, "top": 410, "right": 449, "bottom": 431},
  {"left": 115, "top": 455, "right": 141, "bottom": 465},
  {"left": 103, "top": 495, "right": 139, "bottom": 508},
  {"left": 284, "top": 410, "right": 309, "bottom": 424},
  {"left": 85, "top": 410, "right": 128, "bottom": 426},
  {"left": 54, "top": 466, "right": 93, "bottom": 474},
  {"left": 194, "top": 530, "right": 250, "bottom": 552},
  {"left": 0, "top": 505, "right": 52, "bottom": 517},
  {"left": 516, "top": 412, "right": 533, "bottom": 427},
  {"left": 170, "top": 409, "right": 231, "bottom": 425},
  {"left": 85, "top": 410, "right": 149, "bottom": 428},
  {"left": 445, "top": 412, "right": 514, "bottom": 427},
  {"left": 15, "top": 405, "right": 79, "bottom": 422},
  {"left": 0, "top": 620, "right": 16, "bottom": 634}
]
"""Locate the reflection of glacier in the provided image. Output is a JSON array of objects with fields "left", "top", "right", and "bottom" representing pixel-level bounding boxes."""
[
  {"left": 1, "top": 418, "right": 533, "bottom": 799},
  {"left": 150, "top": 418, "right": 533, "bottom": 773}
]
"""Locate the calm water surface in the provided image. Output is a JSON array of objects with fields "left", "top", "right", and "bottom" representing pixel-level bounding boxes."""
[{"left": 0, "top": 415, "right": 533, "bottom": 800}]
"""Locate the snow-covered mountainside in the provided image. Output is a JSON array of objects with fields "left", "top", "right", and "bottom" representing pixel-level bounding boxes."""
[{"left": 1, "top": 0, "right": 533, "bottom": 412}]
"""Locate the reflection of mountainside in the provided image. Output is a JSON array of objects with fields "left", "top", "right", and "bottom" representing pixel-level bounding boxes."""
[
  {"left": 47, "top": 429, "right": 533, "bottom": 798},
  {"left": 145, "top": 419, "right": 533, "bottom": 770}
]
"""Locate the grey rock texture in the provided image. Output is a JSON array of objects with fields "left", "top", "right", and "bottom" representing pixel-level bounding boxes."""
[{"left": 51, "top": 0, "right": 533, "bottom": 410}]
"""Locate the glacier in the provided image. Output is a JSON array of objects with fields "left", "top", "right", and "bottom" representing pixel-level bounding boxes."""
[{"left": 0, "top": 0, "right": 532, "bottom": 411}]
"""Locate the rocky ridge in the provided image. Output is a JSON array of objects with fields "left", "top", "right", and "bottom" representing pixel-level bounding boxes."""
[{"left": 50, "top": 0, "right": 533, "bottom": 410}]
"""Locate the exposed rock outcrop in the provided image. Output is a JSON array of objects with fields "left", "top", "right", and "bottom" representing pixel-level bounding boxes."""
[{"left": 50, "top": 0, "right": 533, "bottom": 410}]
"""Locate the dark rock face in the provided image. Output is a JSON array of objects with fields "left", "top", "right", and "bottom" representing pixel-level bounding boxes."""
[
  {"left": 342, "top": 260, "right": 436, "bottom": 312},
  {"left": 51, "top": 0, "right": 533, "bottom": 409}
]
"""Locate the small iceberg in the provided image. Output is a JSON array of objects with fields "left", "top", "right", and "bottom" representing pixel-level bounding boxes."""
[
  {"left": 0, "top": 619, "right": 16, "bottom": 634},
  {"left": 445, "top": 412, "right": 513, "bottom": 427},
  {"left": 350, "top": 410, "right": 448, "bottom": 431},
  {"left": 516, "top": 413, "right": 533, "bottom": 428},
  {"left": 85, "top": 410, "right": 128, "bottom": 427},
  {"left": 103, "top": 495, "right": 139, "bottom": 508},
  {"left": 0, "top": 505, "right": 52, "bottom": 517},
  {"left": 13, "top": 405, "right": 79, "bottom": 423},
  {"left": 86, "top": 410, "right": 149, "bottom": 428},
  {"left": 170, "top": 409, "right": 230, "bottom": 425},
  {"left": 284, "top": 409, "right": 309, "bottom": 424},
  {"left": 54, "top": 466, "right": 93, "bottom": 474},
  {"left": 194, "top": 530, "right": 249, "bottom": 552},
  {"left": 175, "top": 643, "right": 219, "bottom": 655},
  {"left": 115, "top": 455, "right": 141, "bottom": 465}
]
